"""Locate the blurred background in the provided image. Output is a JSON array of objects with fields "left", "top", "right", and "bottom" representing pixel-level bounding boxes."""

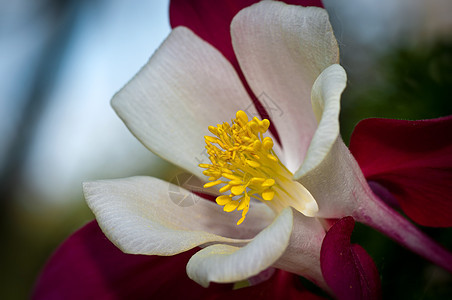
[{"left": 0, "top": 0, "right": 451, "bottom": 298}]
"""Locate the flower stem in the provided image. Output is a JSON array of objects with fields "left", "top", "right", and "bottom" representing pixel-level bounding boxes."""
[{"left": 354, "top": 190, "right": 452, "bottom": 273}]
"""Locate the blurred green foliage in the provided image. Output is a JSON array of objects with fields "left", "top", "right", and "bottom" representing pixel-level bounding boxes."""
[
  {"left": 341, "top": 40, "right": 452, "bottom": 144},
  {"left": 353, "top": 223, "right": 452, "bottom": 300},
  {"left": 0, "top": 199, "right": 94, "bottom": 299}
]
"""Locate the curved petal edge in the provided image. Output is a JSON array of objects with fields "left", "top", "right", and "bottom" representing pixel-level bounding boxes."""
[
  {"left": 84, "top": 176, "right": 274, "bottom": 256},
  {"left": 111, "top": 26, "right": 254, "bottom": 178},
  {"left": 186, "top": 207, "right": 294, "bottom": 287},
  {"left": 232, "top": 2, "right": 339, "bottom": 172},
  {"left": 294, "top": 64, "right": 347, "bottom": 179}
]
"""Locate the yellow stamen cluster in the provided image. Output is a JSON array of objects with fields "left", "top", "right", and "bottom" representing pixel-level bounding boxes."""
[{"left": 199, "top": 110, "right": 295, "bottom": 225}]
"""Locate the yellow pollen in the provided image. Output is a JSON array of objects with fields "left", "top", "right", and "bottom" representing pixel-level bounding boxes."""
[{"left": 199, "top": 110, "right": 309, "bottom": 225}]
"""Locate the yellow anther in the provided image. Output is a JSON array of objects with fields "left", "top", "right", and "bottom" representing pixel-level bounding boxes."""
[
  {"left": 262, "top": 179, "right": 275, "bottom": 187},
  {"left": 203, "top": 180, "right": 223, "bottom": 188},
  {"left": 236, "top": 110, "right": 249, "bottom": 125},
  {"left": 231, "top": 185, "right": 246, "bottom": 196},
  {"left": 219, "top": 185, "right": 231, "bottom": 193},
  {"left": 253, "top": 140, "right": 262, "bottom": 150},
  {"left": 229, "top": 180, "right": 242, "bottom": 186},
  {"left": 250, "top": 177, "right": 266, "bottom": 184},
  {"left": 249, "top": 121, "right": 259, "bottom": 132},
  {"left": 208, "top": 126, "right": 218, "bottom": 135},
  {"left": 267, "top": 154, "right": 278, "bottom": 162},
  {"left": 241, "top": 136, "right": 251, "bottom": 143},
  {"left": 216, "top": 195, "right": 231, "bottom": 205},
  {"left": 237, "top": 212, "right": 248, "bottom": 225},
  {"left": 262, "top": 189, "right": 275, "bottom": 201},
  {"left": 250, "top": 117, "right": 269, "bottom": 133},
  {"left": 224, "top": 201, "right": 240, "bottom": 212},
  {"left": 200, "top": 110, "right": 317, "bottom": 225},
  {"left": 223, "top": 173, "right": 240, "bottom": 181},
  {"left": 222, "top": 168, "right": 233, "bottom": 174},
  {"left": 237, "top": 194, "right": 249, "bottom": 210},
  {"left": 205, "top": 136, "right": 219, "bottom": 143},
  {"left": 262, "top": 137, "right": 274, "bottom": 150},
  {"left": 246, "top": 160, "right": 260, "bottom": 168},
  {"left": 261, "top": 119, "right": 270, "bottom": 132}
]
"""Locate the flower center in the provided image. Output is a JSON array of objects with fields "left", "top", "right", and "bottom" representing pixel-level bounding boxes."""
[{"left": 199, "top": 110, "right": 318, "bottom": 225}]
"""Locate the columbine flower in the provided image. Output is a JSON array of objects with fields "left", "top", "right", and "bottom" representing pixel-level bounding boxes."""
[
  {"left": 33, "top": 0, "right": 452, "bottom": 299},
  {"left": 83, "top": 2, "right": 344, "bottom": 289},
  {"left": 83, "top": 0, "right": 452, "bottom": 291}
]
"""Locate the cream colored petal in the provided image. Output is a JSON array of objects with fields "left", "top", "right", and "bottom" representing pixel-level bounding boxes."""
[
  {"left": 291, "top": 64, "right": 371, "bottom": 218},
  {"left": 111, "top": 27, "right": 254, "bottom": 179},
  {"left": 266, "top": 181, "right": 318, "bottom": 217},
  {"left": 231, "top": 2, "right": 339, "bottom": 172},
  {"left": 294, "top": 64, "right": 347, "bottom": 179},
  {"left": 84, "top": 176, "right": 274, "bottom": 255},
  {"left": 296, "top": 138, "right": 373, "bottom": 218},
  {"left": 273, "top": 210, "right": 329, "bottom": 292},
  {"left": 186, "top": 207, "right": 293, "bottom": 287}
]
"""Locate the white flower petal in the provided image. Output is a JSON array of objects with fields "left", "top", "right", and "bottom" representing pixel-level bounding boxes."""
[
  {"left": 111, "top": 27, "right": 254, "bottom": 178},
  {"left": 231, "top": 2, "right": 339, "bottom": 172},
  {"left": 273, "top": 210, "right": 328, "bottom": 291},
  {"left": 294, "top": 64, "right": 347, "bottom": 179},
  {"left": 84, "top": 176, "right": 274, "bottom": 255},
  {"left": 186, "top": 207, "right": 293, "bottom": 287},
  {"left": 296, "top": 138, "right": 371, "bottom": 218},
  {"left": 291, "top": 65, "right": 370, "bottom": 218}
]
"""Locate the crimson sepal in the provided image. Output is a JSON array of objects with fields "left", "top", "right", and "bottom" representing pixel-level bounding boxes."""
[
  {"left": 320, "top": 217, "right": 382, "bottom": 300},
  {"left": 169, "top": 0, "right": 323, "bottom": 71},
  {"left": 349, "top": 116, "right": 452, "bottom": 227},
  {"left": 32, "top": 220, "right": 324, "bottom": 299}
]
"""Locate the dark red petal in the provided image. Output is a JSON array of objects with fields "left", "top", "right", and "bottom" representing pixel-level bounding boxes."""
[
  {"left": 321, "top": 217, "right": 381, "bottom": 300},
  {"left": 170, "top": 0, "right": 255, "bottom": 70},
  {"left": 349, "top": 116, "right": 452, "bottom": 227},
  {"left": 32, "top": 221, "right": 232, "bottom": 300},
  {"left": 169, "top": 0, "right": 323, "bottom": 70},
  {"left": 229, "top": 270, "right": 326, "bottom": 299},
  {"left": 169, "top": 0, "right": 324, "bottom": 143},
  {"left": 33, "top": 221, "right": 324, "bottom": 299}
]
